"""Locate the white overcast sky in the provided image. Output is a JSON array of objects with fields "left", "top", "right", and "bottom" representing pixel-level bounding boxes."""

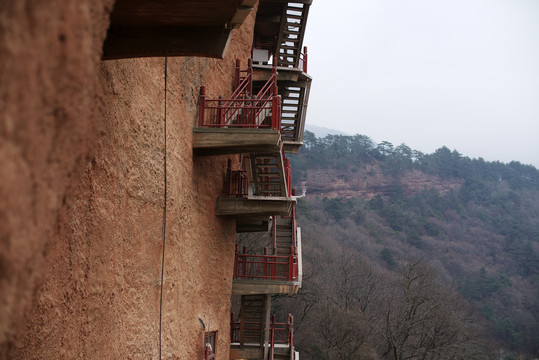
[{"left": 303, "top": 0, "right": 539, "bottom": 167}]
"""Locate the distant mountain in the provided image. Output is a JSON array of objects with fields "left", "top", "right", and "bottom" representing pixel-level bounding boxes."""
[
  {"left": 305, "top": 124, "right": 349, "bottom": 138},
  {"left": 284, "top": 132, "right": 539, "bottom": 359}
]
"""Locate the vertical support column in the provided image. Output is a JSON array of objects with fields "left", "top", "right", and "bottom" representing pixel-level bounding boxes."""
[
  {"left": 247, "top": 58, "right": 253, "bottom": 97},
  {"left": 226, "top": 159, "right": 232, "bottom": 196},
  {"left": 230, "top": 312, "right": 235, "bottom": 343},
  {"left": 269, "top": 313, "right": 276, "bottom": 360},
  {"left": 271, "top": 85, "right": 281, "bottom": 130},
  {"left": 288, "top": 314, "right": 294, "bottom": 360},
  {"left": 273, "top": 216, "right": 277, "bottom": 253},
  {"left": 263, "top": 295, "right": 272, "bottom": 360},
  {"left": 288, "top": 246, "right": 295, "bottom": 281},
  {"left": 302, "top": 46, "right": 308, "bottom": 73},
  {"left": 240, "top": 298, "right": 245, "bottom": 348},
  {"left": 218, "top": 96, "right": 223, "bottom": 127},
  {"left": 234, "top": 244, "right": 239, "bottom": 279},
  {"left": 242, "top": 246, "right": 247, "bottom": 279},
  {"left": 263, "top": 247, "right": 269, "bottom": 279},
  {"left": 235, "top": 59, "right": 241, "bottom": 89},
  {"left": 284, "top": 158, "right": 291, "bottom": 197},
  {"left": 198, "top": 86, "right": 206, "bottom": 127}
]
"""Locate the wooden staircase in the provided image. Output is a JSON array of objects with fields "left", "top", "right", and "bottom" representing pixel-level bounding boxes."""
[
  {"left": 280, "top": 84, "right": 308, "bottom": 146},
  {"left": 274, "top": 216, "right": 294, "bottom": 256},
  {"left": 240, "top": 294, "right": 267, "bottom": 345},
  {"left": 275, "top": 2, "right": 310, "bottom": 69},
  {"left": 248, "top": 152, "right": 289, "bottom": 198},
  {"left": 276, "top": 1, "right": 309, "bottom": 68}
]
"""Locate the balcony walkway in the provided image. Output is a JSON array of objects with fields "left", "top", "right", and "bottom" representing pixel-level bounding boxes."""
[
  {"left": 103, "top": 0, "right": 256, "bottom": 59},
  {"left": 252, "top": 64, "right": 311, "bottom": 153}
]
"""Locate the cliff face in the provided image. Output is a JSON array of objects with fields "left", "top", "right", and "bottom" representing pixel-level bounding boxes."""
[
  {"left": 1, "top": 1, "right": 255, "bottom": 358},
  {"left": 304, "top": 165, "right": 463, "bottom": 200}
]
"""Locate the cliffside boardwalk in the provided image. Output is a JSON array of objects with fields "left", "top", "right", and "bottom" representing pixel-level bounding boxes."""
[
  {"left": 0, "top": 0, "right": 312, "bottom": 359},
  {"left": 194, "top": 1, "right": 313, "bottom": 358}
]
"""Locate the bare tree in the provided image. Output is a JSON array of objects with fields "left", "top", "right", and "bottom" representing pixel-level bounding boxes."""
[{"left": 373, "top": 260, "right": 491, "bottom": 360}]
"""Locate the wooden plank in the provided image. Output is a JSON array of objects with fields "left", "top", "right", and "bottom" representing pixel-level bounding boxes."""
[
  {"left": 232, "top": 280, "right": 298, "bottom": 296},
  {"left": 215, "top": 197, "right": 294, "bottom": 217},
  {"left": 193, "top": 128, "right": 282, "bottom": 155},
  {"left": 229, "top": 346, "right": 264, "bottom": 360}
]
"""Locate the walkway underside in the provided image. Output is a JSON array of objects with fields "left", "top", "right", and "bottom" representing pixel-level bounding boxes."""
[
  {"left": 216, "top": 197, "right": 294, "bottom": 217},
  {"left": 103, "top": 0, "right": 256, "bottom": 59},
  {"left": 193, "top": 128, "right": 282, "bottom": 156},
  {"left": 232, "top": 279, "right": 299, "bottom": 295},
  {"left": 230, "top": 344, "right": 292, "bottom": 360},
  {"left": 253, "top": 66, "right": 312, "bottom": 153}
]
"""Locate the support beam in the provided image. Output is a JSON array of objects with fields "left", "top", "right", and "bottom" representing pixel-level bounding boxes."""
[
  {"left": 216, "top": 197, "right": 294, "bottom": 217},
  {"left": 103, "top": 26, "right": 232, "bottom": 60},
  {"left": 193, "top": 128, "right": 282, "bottom": 156},
  {"left": 102, "top": 0, "right": 256, "bottom": 60},
  {"left": 232, "top": 280, "right": 299, "bottom": 296}
]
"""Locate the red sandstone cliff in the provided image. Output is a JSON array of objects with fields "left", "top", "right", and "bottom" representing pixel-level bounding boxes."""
[
  {"left": 303, "top": 165, "right": 464, "bottom": 200},
  {"left": 0, "top": 1, "right": 256, "bottom": 358}
]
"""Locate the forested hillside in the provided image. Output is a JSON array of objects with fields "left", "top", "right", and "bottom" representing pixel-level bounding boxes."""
[{"left": 277, "top": 131, "right": 539, "bottom": 359}]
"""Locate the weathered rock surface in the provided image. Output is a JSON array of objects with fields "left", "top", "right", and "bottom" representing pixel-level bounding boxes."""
[{"left": 1, "top": 1, "right": 256, "bottom": 358}]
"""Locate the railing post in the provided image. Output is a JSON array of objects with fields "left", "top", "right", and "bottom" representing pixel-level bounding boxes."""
[
  {"left": 292, "top": 204, "right": 297, "bottom": 248},
  {"left": 303, "top": 46, "right": 308, "bottom": 73},
  {"left": 199, "top": 86, "right": 206, "bottom": 127},
  {"left": 288, "top": 314, "right": 294, "bottom": 360},
  {"left": 271, "top": 86, "right": 280, "bottom": 130},
  {"left": 247, "top": 58, "right": 253, "bottom": 97},
  {"left": 242, "top": 246, "right": 247, "bottom": 279},
  {"left": 273, "top": 216, "right": 277, "bottom": 251},
  {"left": 226, "top": 159, "right": 232, "bottom": 196},
  {"left": 270, "top": 314, "right": 276, "bottom": 360},
  {"left": 234, "top": 244, "right": 239, "bottom": 279},
  {"left": 240, "top": 170, "right": 247, "bottom": 197},
  {"left": 284, "top": 158, "right": 291, "bottom": 197},
  {"left": 235, "top": 59, "right": 241, "bottom": 90},
  {"left": 230, "top": 312, "right": 234, "bottom": 343},
  {"left": 263, "top": 247, "right": 268, "bottom": 279},
  {"left": 288, "top": 246, "right": 294, "bottom": 281},
  {"left": 218, "top": 96, "right": 223, "bottom": 127}
]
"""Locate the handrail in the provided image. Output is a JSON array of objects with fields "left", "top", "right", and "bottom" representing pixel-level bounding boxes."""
[
  {"left": 288, "top": 315, "right": 294, "bottom": 360},
  {"left": 283, "top": 152, "right": 292, "bottom": 197},
  {"left": 231, "top": 313, "right": 295, "bottom": 357},
  {"left": 198, "top": 59, "right": 280, "bottom": 130},
  {"left": 231, "top": 58, "right": 253, "bottom": 100},
  {"left": 225, "top": 160, "right": 248, "bottom": 197},
  {"left": 234, "top": 246, "right": 298, "bottom": 281},
  {"left": 298, "top": 46, "right": 308, "bottom": 73},
  {"left": 256, "top": 67, "right": 277, "bottom": 101},
  {"left": 273, "top": 216, "right": 277, "bottom": 250},
  {"left": 291, "top": 197, "right": 296, "bottom": 248}
]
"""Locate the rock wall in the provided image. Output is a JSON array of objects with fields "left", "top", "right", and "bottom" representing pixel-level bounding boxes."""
[{"left": 0, "top": 1, "right": 255, "bottom": 358}]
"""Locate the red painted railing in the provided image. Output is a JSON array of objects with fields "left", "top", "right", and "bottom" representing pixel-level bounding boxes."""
[
  {"left": 230, "top": 313, "right": 294, "bottom": 349},
  {"left": 298, "top": 46, "right": 308, "bottom": 73},
  {"left": 234, "top": 245, "right": 298, "bottom": 281},
  {"left": 225, "top": 160, "right": 248, "bottom": 197},
  {"left": 270, "top": 314, "right": 294, "bottom": 360},
  {"left": 284, "top": 154, "right": 292, "bottom": 197},
  {"left": 229, "top": 317, "right": 261, "bottom": 344},
  {"left": 234, "top": 58, "right": 253, "bottom": 97},
  {"left": 224, "top": 154, "right": 291, "bottom": 199},
  {"left": 198, "top": 60, "right": 281, "bottom": 130}
]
